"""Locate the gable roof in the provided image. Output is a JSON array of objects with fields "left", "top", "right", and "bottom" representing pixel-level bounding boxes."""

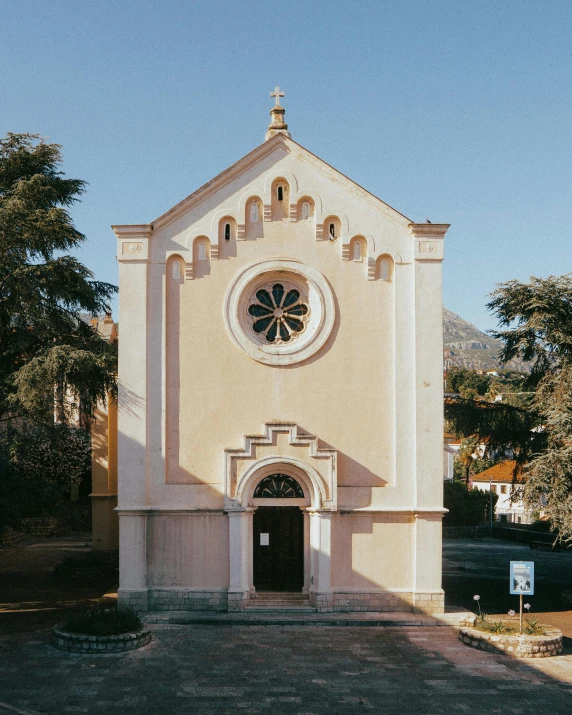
[
  {"left": 151, "top": 133, "right": 413, "bottom": 233},
  {"left": 471, "top": 460, "right": 522, "bottom": 483}
]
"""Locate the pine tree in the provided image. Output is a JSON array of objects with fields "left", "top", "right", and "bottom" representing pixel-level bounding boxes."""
[
  {"left": 0, "top": 133, "right": 117, "bottom": 424},
  {"left": 446, "top": 275, "right": 572, "bottom": 540}
]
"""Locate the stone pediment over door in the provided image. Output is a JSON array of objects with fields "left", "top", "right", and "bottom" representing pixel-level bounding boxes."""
[{"left": 224, "top": 422, "right": 337, "bottom": 511}]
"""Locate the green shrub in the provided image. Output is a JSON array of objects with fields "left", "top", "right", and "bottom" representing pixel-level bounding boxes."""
[
  {"left": 63, "top": 604, "right": 141, "bottom": 636},
  {"left": 524, "top": 617, "right": 545, "bottom": 635},
  {"left": 444, "top": 481, "right": 496, "bottom": 526}
]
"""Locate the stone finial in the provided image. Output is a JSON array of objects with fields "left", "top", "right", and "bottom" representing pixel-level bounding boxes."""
[{"left": 265, "top": 85, "right": 291, "bottom": 141}]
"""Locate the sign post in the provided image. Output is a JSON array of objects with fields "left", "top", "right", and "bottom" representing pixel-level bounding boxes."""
[{"left": 510, "top": 561, "right": 534, "bottom": 634}]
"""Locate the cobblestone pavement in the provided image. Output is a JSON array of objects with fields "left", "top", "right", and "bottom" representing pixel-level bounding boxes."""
[
  {"left": 2, "top": 536, "right": 572, "bottom": 713},
  {"left": 1, "top": 624, "right": 572, "bottom": 714}
]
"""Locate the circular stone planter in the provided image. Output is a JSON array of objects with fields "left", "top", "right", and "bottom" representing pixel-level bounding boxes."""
[
  {"left": 52, "top": 625, "right": 151, "bottom": 653},
  {"left": 459, "top": 625, "right": 562, "bottom": 658}
]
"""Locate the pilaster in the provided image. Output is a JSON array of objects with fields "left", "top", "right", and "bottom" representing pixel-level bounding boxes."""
[
  {"left": 410, "top": 223, "right": 448, "bottom": 607},
  {"left": 227, "top": 508, "right": 254, "bottom": 611},
  {"left": 409, "top": 223, "right": 448, "bottom": 510},
  {"left": 309, "top": 510, "right": 333, "bottom": 611},
  {"left": 114, "top": 224, "right": 152, "bottom": 604}
]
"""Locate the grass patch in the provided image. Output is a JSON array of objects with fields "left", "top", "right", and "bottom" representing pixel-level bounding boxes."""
[{"left": 63, "top": 604, "right": 142, "bottom": 636}]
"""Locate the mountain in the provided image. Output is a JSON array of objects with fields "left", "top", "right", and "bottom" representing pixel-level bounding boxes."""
[{"left": 443, "top": 308, "right": 528, "bottom": 372}]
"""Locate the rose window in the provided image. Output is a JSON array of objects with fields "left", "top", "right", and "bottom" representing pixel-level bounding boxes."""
[{"left": 247, "top": 282, "right": 309, "bottom": 344}]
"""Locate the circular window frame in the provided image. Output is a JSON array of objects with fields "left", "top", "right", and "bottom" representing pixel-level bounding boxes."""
[{"left": 224, "top": 259, "right": 335, "bottom": 366}]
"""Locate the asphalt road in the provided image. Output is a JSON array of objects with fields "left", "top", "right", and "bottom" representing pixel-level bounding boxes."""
[{"left": 443, "top": 537, "right": 572, "bottom": 638}]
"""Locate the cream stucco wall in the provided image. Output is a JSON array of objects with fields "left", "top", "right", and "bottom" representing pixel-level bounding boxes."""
[{"left": 114, "top": 133, "right": 448, "bottom": 613}]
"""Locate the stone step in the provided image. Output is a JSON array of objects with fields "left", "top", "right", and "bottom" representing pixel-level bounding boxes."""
[
  {"left": 250, "top": 594, "right": 308, "bottom": 601},
  {"left": 248, "top": 598, "right": 312, "bottom": 607},
  {"left": 249, "top": 600, "right": 310, "bottom": 605},
  {"left": 143, "top": 610, "right": 475, "bottom": 627},
  {"left": 244, "top": 606, "right": 316, "bottom": 613}
]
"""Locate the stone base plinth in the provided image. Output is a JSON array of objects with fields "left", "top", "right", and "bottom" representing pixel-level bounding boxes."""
[
  {"left": 118, "top": 589, "right": 149, "bottom": 612},
  {"left": 228, "top": 591, "right": 249, "bottom": 612},
  {"left": 120, "top": 589, "right": 230, "bottom": 612},
  {"left": 311, "top": 591, "right": 444, "bottom": 614},
  {"left": 119, "top": 588, "right": 444, "bottom": 614}
]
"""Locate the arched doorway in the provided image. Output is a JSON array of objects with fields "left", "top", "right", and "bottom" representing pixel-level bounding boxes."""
[{"left": 252, "top": 474, "right": 304, "bottom": 592}]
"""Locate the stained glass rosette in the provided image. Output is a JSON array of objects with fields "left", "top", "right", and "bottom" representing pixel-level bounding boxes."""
[{"left": 247, "top": 282, "right": 310, "bottom": 344}]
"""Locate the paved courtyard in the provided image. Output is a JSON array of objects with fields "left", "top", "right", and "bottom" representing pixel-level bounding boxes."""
[
  {"left": 2, "top": 622, "right": 572, "bottom": 714},
  {"left": 2, "top": 535, "right": 572, "bottom": 714}
]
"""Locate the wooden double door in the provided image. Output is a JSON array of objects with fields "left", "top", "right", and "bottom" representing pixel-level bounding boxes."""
[{"left": 253, "top": 507, "right": 304, "bottom": 592}]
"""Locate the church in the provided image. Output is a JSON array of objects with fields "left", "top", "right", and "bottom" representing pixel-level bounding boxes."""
[{"left": 110, "top": 90, "right": 449, "bottom": 613}]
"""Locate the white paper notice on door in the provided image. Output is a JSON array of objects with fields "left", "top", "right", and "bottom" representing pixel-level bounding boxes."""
[{"left": 260, "top": 533, "right": 269, "bottom": 546}]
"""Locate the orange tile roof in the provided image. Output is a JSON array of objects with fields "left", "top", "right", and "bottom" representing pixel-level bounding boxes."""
[{"left": 471, "top": 460, "right": 522, "bottom": 483}]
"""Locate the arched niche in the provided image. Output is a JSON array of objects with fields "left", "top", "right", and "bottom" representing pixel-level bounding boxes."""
[
  {"left": 349, "top": 235, "right": 367, "bottom": 262},
  {"left": 271, "top": 178, "right": 290, "bottom": 221},
  {"left": 192, "top": 236, "right": 210, "bottom": 278},
  {"left": 245, "top": 196, "right": 264, "bottom": 240},
  {"left": 297, "top": 196, "right": 315, "bottom": 222},
  {"left": 323, "top": 215, "right": 341, "bottom": 241},
  {"left": 218, "top": 216, "right": 237, "bottom": 260},
  {"left": 376, "top": 254, "right": 394, "bottom": 281},
  {"left": 167, "top": 254, "right": 184, "bottom": 283}
]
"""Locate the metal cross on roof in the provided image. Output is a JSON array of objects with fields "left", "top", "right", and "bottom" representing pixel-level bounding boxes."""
[{"left": 270, "top": 85, "right": 285, "bottom": 106}]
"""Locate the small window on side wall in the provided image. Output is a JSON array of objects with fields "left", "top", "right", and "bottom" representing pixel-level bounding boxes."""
[
  {"left": 171, "top": 260, "right": 181, "bottom": 280},
  {"left": 198, "top": 242, "right": 207, "bottom": 261},
  {"left": 329, "top": 223, "right": 335, "bottom": 239},
  {"left": 301, "top": 202, "right": 310, "bottom": 220},
  {"left": 379, "top": 259, "right": 389, "bottom": 281},
  {"left": 224, "top": 223, "right": 231, "bottom": 241},
  {"left": 277, "top": 186, "right": 284, "bottom": 202},
  {"left": 353, "top": 242, "right": 362, "bottom": 261},
  {"left": 250, "top": 203, "right": 259, "bottom": 222}
]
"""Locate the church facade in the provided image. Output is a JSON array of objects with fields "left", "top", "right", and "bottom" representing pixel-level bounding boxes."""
[{"left": 113, "top": 93, "right": 449, "bottom": 613}]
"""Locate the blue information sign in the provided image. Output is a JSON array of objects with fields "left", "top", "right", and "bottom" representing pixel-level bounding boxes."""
[{"left": 510, "top": 561, "right": 534, "bottom": 596}]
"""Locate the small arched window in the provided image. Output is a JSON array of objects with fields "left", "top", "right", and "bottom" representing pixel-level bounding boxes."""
[
  {"left": 353, "top": 242, "right": 362, "bottom": 261},
  {"left": 198, "top": 242, "right": 207, "bottom": 261},
  {"left": 301, "top": 202, "right": 310, "bottom": 220},
  {"left": 224, "top": 223, "right": 231, "bottom": 241},
  {"left": 250, "top": 203, "right": 259, "bottom": 222},
  {"left": 277, "top": 186, "right": 284, "bottom": 202},
  {"left": 171, "top": 260, "right": 181, "bottom": 280},
  {"left": 379, "top": 259, "right": 389, "bottom": 281},
  {"left": 329, "top": 223, "right": 335, "bottom": 239}
]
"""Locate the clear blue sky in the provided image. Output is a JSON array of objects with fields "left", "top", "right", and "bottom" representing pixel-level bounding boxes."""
[{"left": 3, "top": 0, "right": 571, "bottom": 331}]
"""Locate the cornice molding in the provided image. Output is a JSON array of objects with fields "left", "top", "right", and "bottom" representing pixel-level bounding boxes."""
[
  {"left": 408, "top": 223, "right": 450, "bottom": 239},
  {"left": 112, "top": 224, "right": 153, "bottom": 239}
]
